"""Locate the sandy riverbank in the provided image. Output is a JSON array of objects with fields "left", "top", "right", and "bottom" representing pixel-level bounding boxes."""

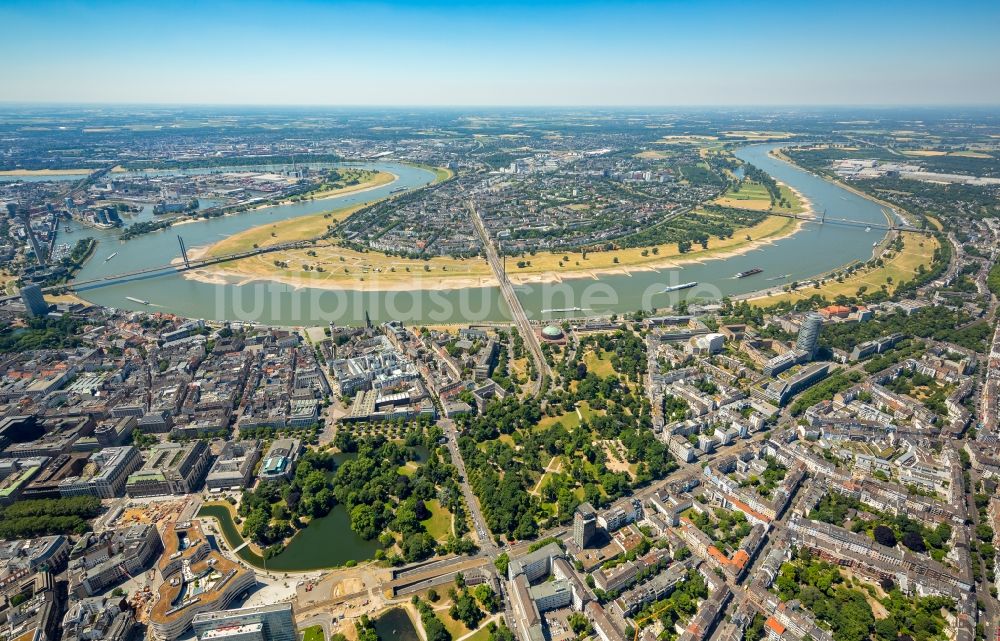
[
  {"left": 179, "top": 212, "right": 805, "bottom": 293},
  {"left": 301, "top": 170, "right": 397, "bottom": 201}
]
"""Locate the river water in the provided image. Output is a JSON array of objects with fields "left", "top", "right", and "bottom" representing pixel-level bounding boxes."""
[
  {"left": 511, "top": 143, "right": 892, "bottom": 318},
  {"left": 62, "top": 146, "right": 891, "bottom": 325}
]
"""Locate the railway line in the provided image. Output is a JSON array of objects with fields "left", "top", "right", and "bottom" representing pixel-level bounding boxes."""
[{"left": 467, "top": 199, "right": 552, "bottom": 394}]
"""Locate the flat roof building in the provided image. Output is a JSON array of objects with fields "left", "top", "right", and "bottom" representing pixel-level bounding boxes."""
[
  {"left": 258, "top": 438, "right": 300, "bottom": 481},
  {"left": 206, "top": 440, "right": 261, "bottom": 491},
  {"left": 60, "top": 446, "right": 142, "bottom": 499},
  {"left": 126, "top": 441, "right": 209, "bottom": 497},
  {"left": 193, "top": 603, "right": 297, "bottom": 641}
]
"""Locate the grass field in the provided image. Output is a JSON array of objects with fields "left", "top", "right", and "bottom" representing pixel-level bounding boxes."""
[
  {"left": 463, "top": 624, "right": 494, "bottom": 641},
  {"left": 439, "top": 608, "right": 471, "bottom": 640},
  {"left": 300, "top": 169, "right": 394, "bottom": 200},
  {"left": 196, "top": 205, "right": 798, "bottom": 292},
  {"left": 302, "top": 625, "right": 325, "bottom": 641},
  {"left": 398, "top": 461, "right": 419, "bottom": 476},
  {"left": 204, "top": 164, "right": 447, "bottom": 259},
  {"left": 535, "top": 401, "right": 601, "bottom": 431},
  {"left": 502, "top": 214, "right": 798, "bottom": 277},
  {"left": 751, "top": 231, "right": 938, "bottom": 306},
  {"left": 902, "top": 149, "right": 993, "bottom": 159},
  {"left": 421, "top": 499, "right": 452, "bottom": 541},
  {"left": 205, "top": 204, "right": 366, "bottom": 257},
  {"left": 409, "top": 163, "right": 454, "bottom": 184},
  {"left": 712, "top": 181, "right": 804, "bottom": 214},
  {"left": 583, "top": 350, "right": 616, "bottom": 378}
]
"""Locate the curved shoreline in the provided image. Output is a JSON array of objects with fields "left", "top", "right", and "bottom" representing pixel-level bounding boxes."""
[
  {"left": 735, "top": 146, "right": 931, "bottom": 305},
  {"left": 179, "top": 213, "right": 806, "bottom": 293},
  {"left": 295, "top": 170, "right": 398, "bottom": 202}
]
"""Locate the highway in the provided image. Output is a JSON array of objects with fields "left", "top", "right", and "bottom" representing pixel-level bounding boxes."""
[{"left": 467, "top": 199, "right": 551, "bottom": 395}]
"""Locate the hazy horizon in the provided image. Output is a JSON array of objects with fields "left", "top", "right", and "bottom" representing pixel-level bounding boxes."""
[{"left": 2, "top": 0, "right": 999, "bottom": 107}]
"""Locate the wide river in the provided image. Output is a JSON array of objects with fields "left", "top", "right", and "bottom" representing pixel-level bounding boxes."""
[{"left": 61, "top": 146, "right": 891, "bottom": 325}]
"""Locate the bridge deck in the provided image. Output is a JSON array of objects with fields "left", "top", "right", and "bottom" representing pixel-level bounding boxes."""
[{"left": 33, "top": 209, "right": 934, "bottom": 299}]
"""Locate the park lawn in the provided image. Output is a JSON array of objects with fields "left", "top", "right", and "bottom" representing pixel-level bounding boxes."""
[
  {"left": 536, "top": 409, "right": 581, "bottom": 431},
  {"left": 720, "top": 181, "right": 771, "bottom": 202},
  {"left": 578, "top": 401, "right": 600, "bottom": 422},
  {"left": 438, "top": 607, "right": 471, "bottom": 640},
  {"left": 463, "top": 625, "right": 494, "bottom": 641},
  {"left": 583, "top": 350, "right": 616, "bottom": 378},
  {"left": 752, "top": 232, "right": 938, "bottom": 306},
  {"left": 713, "top": 181, "right": 803, "bottom": 214},
  {"left": 398, "top": 461, "right": 419, "bottom": 476},
  {"left": 0, "top": 270, "right": 20, "bottom": 297},
  {"left": 530, "top": 455, "right": 564, "bottom": 497},
  {"left": 481, "top": 433, "right": 516, "bottom": 452},
  {"left": 421, "top": 499, "right": 453, "bottom": 542},
  {"left": 509, "top": 357, "right": 530, "bottom": 380},
  {"left": 535, "top": 401, "right": 602, "bottom": 433},
  {"left": 302, "top": 625, "right": 325, "bottom": 641}
]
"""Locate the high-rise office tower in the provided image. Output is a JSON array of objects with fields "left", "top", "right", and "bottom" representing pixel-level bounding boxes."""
[
  {"left": 795, "top": 312, "right": 823, "bottom": 359},
  {"left": 20, "top": 284, "right": 49, "bottom": 317},
  {"left": 573, "top": 502, "right": 597, "bottom": 548}
]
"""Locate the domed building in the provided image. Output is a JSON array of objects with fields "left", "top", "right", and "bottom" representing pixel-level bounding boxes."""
[{"left": 540, "top": 325, "right": 564, "bottom": 341}]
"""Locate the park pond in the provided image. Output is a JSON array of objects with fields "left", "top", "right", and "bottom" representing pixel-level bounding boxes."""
[
  {"left": 197, "top": 446, "right": 429, "bottom": 571},
  {"left": 374, "top": 608, "right": 421, "bottom": 641}
]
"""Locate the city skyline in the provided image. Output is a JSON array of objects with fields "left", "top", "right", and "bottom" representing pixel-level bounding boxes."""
[{"left": 2, "top": 0, "right": 999, "bottom": 106}]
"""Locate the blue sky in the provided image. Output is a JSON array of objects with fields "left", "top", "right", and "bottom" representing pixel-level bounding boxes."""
[{"left": 1, "top": 0, "right": 998, "bottom": 106}]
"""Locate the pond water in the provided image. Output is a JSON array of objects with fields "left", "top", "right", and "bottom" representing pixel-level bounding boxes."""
[
  {"left": 198, "top": 502, "right": 383, "bottom": 572},
  {"left": 197, "top": 444, "right": 429, "bottom": 571},
  {"left": 374, "top": 608, "right": 421, "bottom": 641}
]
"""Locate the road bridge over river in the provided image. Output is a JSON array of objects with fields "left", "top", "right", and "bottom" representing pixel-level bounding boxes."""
[{"left": 0, "top": 236, "right": 317, "bottom": 305}]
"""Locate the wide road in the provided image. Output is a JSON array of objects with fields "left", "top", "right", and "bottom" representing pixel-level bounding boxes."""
[
  {"left": 467, "top": 199, "right": 551, "bottom": 394},
  {"left": 440, "top": 418, "right": 498, "bottom": 555}
]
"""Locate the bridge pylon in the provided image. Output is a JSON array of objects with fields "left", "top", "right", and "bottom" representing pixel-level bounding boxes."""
[{"left": 177, "top": 236, "right": 190, "bottom": 269}]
